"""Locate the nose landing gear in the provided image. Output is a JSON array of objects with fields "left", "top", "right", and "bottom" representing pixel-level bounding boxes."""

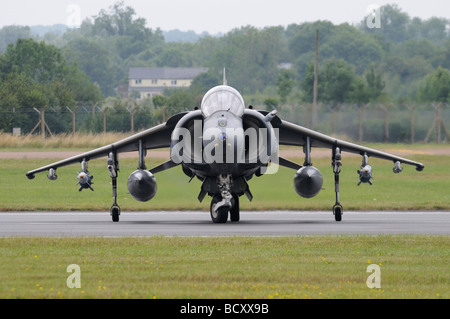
[
  {"left": 210, "top": 174, "right": 241, "bottom": 223},
  {"left": 210, "top": 194, "right": 230, "bottom": 223}
]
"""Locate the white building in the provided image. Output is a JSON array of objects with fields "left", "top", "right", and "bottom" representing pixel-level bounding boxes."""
[{"left": 128, "top": 67, "right": 208, "bottom": 99}]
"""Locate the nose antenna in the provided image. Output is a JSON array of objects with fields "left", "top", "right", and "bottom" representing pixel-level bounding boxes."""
[{"left": 223, "top": 67, "right": 227, "bottom": 86}]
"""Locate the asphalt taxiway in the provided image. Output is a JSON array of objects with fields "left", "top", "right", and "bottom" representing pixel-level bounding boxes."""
[{"left": 0, "top": 211, "right": 449, "bottom": 237}]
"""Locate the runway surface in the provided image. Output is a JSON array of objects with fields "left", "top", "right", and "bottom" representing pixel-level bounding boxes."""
[{"left": 0, "top": 211, "right": 449, "bottom": 237}]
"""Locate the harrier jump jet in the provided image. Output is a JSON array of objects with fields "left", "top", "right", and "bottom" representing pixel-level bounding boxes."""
[{"left": 26, "top": 84, "right": 424, "bottom": 223}]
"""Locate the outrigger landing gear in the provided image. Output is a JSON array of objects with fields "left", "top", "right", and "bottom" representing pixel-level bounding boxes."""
[
  {"left": 111, "top": 204, "right": 121, "bottom": 223},
  {"left": 107, "top": 152, "right": 120, "bottom": 222},
  {"left": 333, "top": 203, "right": 343, "bottom": 222},
  {"left": 332, "top": 147, "right": 343, "bottom": 222}
]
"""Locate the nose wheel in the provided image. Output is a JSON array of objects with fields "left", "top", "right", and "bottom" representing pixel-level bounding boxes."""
[
  {"left": 210, "top": 193, "right": 241, "bottom": 223},
  {"left": 210, "top": 195, "right": 229, "bottom": 223}
]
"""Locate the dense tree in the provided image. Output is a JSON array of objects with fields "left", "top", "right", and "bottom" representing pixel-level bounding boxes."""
[
  {"left": 191, "top": 72, "right": 221, "bottom": 93},
  {"left": 432, "top": 40, "right": 450, "bottom": 69},
  {"left": 418, "top": 67, "right": 450, "bottom": 102},
  {"left": 320, "top": 24, "right": 383, "bottom": 73},
  {"left": 365, "top": 65, "right": 386, "bottom": 102},
  {"left": 410, "top": 17, "right": 449, "bottom": 45},
  {"left": 287, "top": 21, "right": 335, "bottom": 58},
  {"left": 276, "top": 69, "right": 295, "bottom": 104},
  {"left": 0, "top": 73, "right": 54, "bottom": 132},
  {"left": 63, "top": 38, "right": 116, "bottom": 96},
  {"left": 64, "top": 64, "right": 103, "bottom": 103},
  {"left": 301, "top": 59, "right": 357, "bottom": 104},
  {"left": 349, "top": 76, "right": 370, "bottom": 104},
  {"left": 152, "top": 95, "right": 169, "bottom": 123},
  {"left": 361, "top": 4, "right": 450, "bottom": 45},
  {"left": 263, "top": 97, "right": 279, "bottom": 110},
  {"left": 0, "top": 73, "right": 49, "bottom": 107},
  {"left": 209, "top": 26, "right": 284, "bottom": 92},
  {"left": 0, "top": 38, "right": 102, "bottom": 133},
  {"left": 321, "top": 59, "right": 357, "bottom": 104},
  {"left": 88, "top": 1, "right": 164, "bottom": 60},
  {"left": 299, "top": 62, "right": 316, "bottom": 103},
  {"left": 361, "top": 4, "right": 410, "bottom": 43},
  {"left": 1, "top": 38, "right": 66, "bottom": 83},
  {"left": 155, "top": 44, "right": 193, "bottom": 67},
  {"left": 91, "top": 1, "right": 147, "bottom": 38},
  {"left": 1, "top": 1, "right": 450, "bottom": 135},
  {"left": 166, "top": 89, "right": 197, "bottom": 112}
]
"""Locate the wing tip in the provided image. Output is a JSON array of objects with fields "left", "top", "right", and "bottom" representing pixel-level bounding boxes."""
[
  {"left": 416, "top": 164, "right": 425, "bottom": 172},
  {"left": 26, "top": 172, "right": 35, "bottom": 180}
]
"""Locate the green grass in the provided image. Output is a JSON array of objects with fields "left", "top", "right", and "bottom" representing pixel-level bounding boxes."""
[
  {"left": 0, "top": 236, "right": 447, "bottom": 299},
  {"left": 0, "top": 154, "right": 448, "bottom": 211},
  {"left": 0, "top": 149, "right": 448, "bottom": 300}
]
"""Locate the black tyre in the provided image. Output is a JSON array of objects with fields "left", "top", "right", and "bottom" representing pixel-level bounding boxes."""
[
  {"left": 230, "top": 194, "right": 240, "bottom": 222},
  {"left": 111, "top": 206, "right": 120, "bottom": 223},
  {"left": 210, "top": 195, "right": 228, "bottom": 224},
  {"left": 333, "top": 204, "right": 343, "bottom": 222}
]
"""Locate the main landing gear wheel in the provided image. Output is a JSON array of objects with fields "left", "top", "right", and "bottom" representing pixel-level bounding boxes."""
[
  {"left": 111, "top": 205, "right": 121, "bottom": 223},
  {"left": 230, "top": 194, "right": 240, "bottom": 222},
  {"left": 210, "top": 195, "right": 229, "bottom": 224}
]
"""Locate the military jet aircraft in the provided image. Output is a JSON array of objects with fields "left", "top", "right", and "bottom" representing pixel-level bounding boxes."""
[{"left": 26, "top": 84, "right": 424, "bottom": 223}]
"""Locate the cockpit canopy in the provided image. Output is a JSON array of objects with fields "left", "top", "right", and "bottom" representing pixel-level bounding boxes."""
[{"left": 201, "top": 85, "right": 245, "bottom": 118}]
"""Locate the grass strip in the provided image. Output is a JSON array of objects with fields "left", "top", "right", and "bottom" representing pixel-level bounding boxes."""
[
  {"left": 0, "top": 236, "right": 447, "bottom": 299},
  {"left": 1, "top": 154, "right": 448, "bottom": 211}
]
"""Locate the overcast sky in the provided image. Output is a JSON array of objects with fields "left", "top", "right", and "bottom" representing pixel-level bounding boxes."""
[{"left": 1, "top": 0, "right": 449, "bottom": 34}]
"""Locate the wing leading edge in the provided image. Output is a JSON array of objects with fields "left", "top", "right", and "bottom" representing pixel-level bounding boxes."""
[
  {"left": 26, "top": 122, "right": 175, "bottom": 179},
  {"left": 274, "top": 119, "right": 425, "bottom": 171}
]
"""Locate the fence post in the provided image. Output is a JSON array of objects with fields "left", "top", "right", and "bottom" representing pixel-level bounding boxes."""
[
  {"left": 66, "top": 105, "right": 79, "bottom": 136},
  {"left": 408, "top": 104, "right": 415, "bottom": 144},
  {"left": 73, "top": 106, "right": 78, "bottom": 135},
  {"left": 128, "top": 101, "right": 137, "bottom": 133},
  {"left": 436, "top": 103, "right": 441, "bottom": 144},
  {"left": 103, "top": 108, "right": 107, "bottom": 134},
  {"left": 358, "top": 103, "right": 366, "bottom": 142},
  {"left": 377, "top": 103, "right": 390, "bottom": 143},
  {"left": 424, "top": 103, "right": 444, "bottom": 144},
  {"left": 29, "top": 106, "right": 52, "bottom": 138},
  {"left": 40, "top": 106, "right": 46, "bottom": 138}
]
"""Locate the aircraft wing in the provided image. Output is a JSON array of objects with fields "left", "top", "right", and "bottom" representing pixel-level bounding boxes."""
[
  {"left": 25, "top": 120, "right": 177, "bottom": 179},
  {"left": 273, "top": 118, "right": 425, "bottom": 171}
]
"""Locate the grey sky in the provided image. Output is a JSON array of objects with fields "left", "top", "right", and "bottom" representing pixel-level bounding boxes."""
[{"left": 1, "top": 0, "right": 449, "bottom": 33}]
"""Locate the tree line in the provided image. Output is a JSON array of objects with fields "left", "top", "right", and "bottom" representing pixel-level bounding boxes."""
[{"left": 0, "top": 1, "right": 449, "bottom": 139}]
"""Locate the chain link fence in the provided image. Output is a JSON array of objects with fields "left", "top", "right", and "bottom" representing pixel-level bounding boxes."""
[
  {"left": 1, "top": 103, "right": 449, "bottom": 143},
  {"left": 278, "top": 102, "right": 450, "bottom": 143}
]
